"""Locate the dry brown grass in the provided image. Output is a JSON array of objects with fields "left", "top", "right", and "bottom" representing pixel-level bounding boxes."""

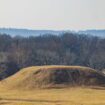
[
  {"left": 1, "top": 65, "right": 105, "bottom": 90},
  {"left": 0, "top": 87, "right": 105, "bottom": 105},
  {"left": 0, "top": 66, "right": 105, "bottom": 105}
]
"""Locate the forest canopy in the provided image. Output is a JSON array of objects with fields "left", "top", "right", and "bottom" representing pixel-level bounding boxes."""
[{"left": 0, "top": 33, "right": 105, "bottom": 79}]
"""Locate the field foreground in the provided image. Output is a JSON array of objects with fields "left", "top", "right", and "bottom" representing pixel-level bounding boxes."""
[
  {"left": 1, "top": 65, "right": 105, "bottom": 105},
  {"left": 0, "top": 87, "right": 105, "bottom": 105}
]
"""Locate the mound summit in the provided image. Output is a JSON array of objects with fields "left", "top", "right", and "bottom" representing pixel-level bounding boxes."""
[{"left": 2, "top": 66, "right": 105, "bottom": 89}]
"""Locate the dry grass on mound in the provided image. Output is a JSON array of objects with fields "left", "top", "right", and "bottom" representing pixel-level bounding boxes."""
[{"left": 1, "top": 65, "right": 105, "bottom": 90}]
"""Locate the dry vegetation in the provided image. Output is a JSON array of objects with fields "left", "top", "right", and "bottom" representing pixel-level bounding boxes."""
[
  {"left": 0, "top": 87, "right": 105, "bottom": 105},
  {"left": 0, "top": 65, "right": 105, "bottom": 105},
  {"left": 2, "top": 65, "right": 105, "bottom": 89}
]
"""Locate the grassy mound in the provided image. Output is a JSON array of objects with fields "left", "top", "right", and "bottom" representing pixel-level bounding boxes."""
[{"left": 1, "top": 65, "right": 105, "bottom": 89}]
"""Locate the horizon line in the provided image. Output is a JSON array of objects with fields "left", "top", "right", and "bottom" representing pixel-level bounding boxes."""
[{"left": 0, "top": 27, "right": 105, "bottom": 31}]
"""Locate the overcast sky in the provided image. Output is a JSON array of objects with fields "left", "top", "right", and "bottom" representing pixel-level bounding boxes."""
[{"left": 0, "top": 0, "right": 105, "bottom": 30}]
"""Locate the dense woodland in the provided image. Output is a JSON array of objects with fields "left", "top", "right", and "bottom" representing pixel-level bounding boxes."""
[{"left": 0, "top": 33, "right": 105, "bottom": 79}]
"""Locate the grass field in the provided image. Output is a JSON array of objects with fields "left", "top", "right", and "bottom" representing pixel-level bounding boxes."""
[
  {"left": 0, "top": 87, "right": 105, "bottom": 105},
  {"left": 1, "top": 65, "right": 105, "bottom": 105}
]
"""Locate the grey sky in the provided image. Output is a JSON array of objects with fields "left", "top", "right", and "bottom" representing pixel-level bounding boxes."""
[{"left": 0, "top": 0, "right": 105, "bottom": 30}]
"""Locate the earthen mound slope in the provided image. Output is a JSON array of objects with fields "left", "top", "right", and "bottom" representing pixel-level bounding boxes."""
[{"left": 2, "top": 66, "right": 105, "bottom": 89}]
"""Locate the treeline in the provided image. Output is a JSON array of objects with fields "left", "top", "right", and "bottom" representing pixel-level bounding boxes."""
[{"left": 0, "top": 33, "right": 105, "bottom": 79}]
